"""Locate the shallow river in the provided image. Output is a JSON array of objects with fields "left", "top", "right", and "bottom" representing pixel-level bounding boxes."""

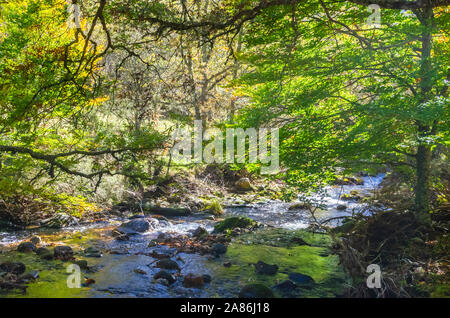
[{"left": 0, "top": 175, "right": 384, "bottom": 298}]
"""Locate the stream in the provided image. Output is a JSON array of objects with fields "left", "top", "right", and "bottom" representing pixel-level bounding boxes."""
[{"left": 0, "top": 174, "right": 384, "bottom": 298}]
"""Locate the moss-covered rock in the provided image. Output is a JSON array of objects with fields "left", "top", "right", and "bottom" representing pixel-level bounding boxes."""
[
  {"left": 239, "top": 284, "right": 274, "bottom": 298},
  {"left": 213, "top": 216, "right": 259, "bottom": 233}
]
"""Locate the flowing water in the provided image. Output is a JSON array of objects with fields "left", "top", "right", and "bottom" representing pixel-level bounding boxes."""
[{"left": 0, "top": 174, "right": 384, "bottom": 298}]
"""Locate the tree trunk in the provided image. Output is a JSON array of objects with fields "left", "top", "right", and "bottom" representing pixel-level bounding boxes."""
[
  {"left": 413, "top": 6, "right": 434, "bottom": 224},
  {"left": 415, "top": 138, "right": 431, "bottom": 224}
]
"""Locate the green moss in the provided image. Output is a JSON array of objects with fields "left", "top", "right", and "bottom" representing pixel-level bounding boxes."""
[
  {"left": 205, "top": 199, "right": 224, "bottom": 216},
  {"left": 206, "top": 229, "right": 348, "bottom": 298},
  {"left": 0, "top": 227, "right": 111, "bottom": 298},
  {"left": 206, "top": 243, "right": 346, "bottom": 297},
  {"left": 235, "top": 228, "right": 331, "bottom": 248},
  {"left": 0, "top": 251, "right": 89, "bottom": 298},
  {"left": 214, "top": 216, "right": 258, "bottom": 233}
]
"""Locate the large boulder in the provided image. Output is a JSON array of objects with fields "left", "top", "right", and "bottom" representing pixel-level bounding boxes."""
[
  {"left": 116, "top": 218, "right": 153, "bottom": 234},
  {"left": 239, "top": 284, "right": 274, "bottom": 298},
  {"left": 54, "top": 246, "right": 74, "bottom": 261}
]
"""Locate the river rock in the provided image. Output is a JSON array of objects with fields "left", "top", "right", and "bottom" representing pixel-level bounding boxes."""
[
  {"left": 17, "top": 242, "right": 36, "bottom": 253},
  {"left": 54, "top": 245, "right": 74, "bottom": 261},
  {"left": 116, "top": 218, "right": 152, "bottom": 234},
  {"left": 0, "top": 262, "right": 26, "bottom": 275},
  {"left": 36, "top": 247, "right": 53, "bottom": 260},
  {"left": 288, "top": 272, "right": 315, "bottom": 285},
  {"left": 254, "top": 261, "right": 278, "bottom": 275},
  {"left": 336, "top": 204, "right": 347, "bottom": 211},
  {"left": 213, "top": 216, "right": 259, "bottom": 233},
  {"left": 112, "top": 228, "right": 130, "bottom": 241},
  {"left": 144, "top": 206, "right": 191, "bottom": 217},
  {"left": 155, "top": 259, "right": 180, "bottom": 271},
  {"left": 129, "top": 214, "right": 146, "bottom": 219},
  {"left": 340, "top": 191, "right": 363, "bottom": 202},
  {"left": 74, "top": 260, "right": 89, "bottom": 270},
  {"left": 273, "top": 280, "right": 297, "bottom": 292},
  {"left": 192, "top": 226, "right": 208, "bottom": 238},
  {"left": 183, "top": 273, "right": 204, "bottom": 289},
  {"left": 84, "top": 247, "right": 102, "bottom": 258},
  {"left": 234, "top": 178, "right": 254, "bottom": 192},
  {"left": 211, "top": 243, "right": 227, "bottom": 256},
  {"left": 29, "top": 236, "right": 41, "bottom": 245},
  {"left": 202, "top": 274, "right": 212, "bottom": 284},
  {"left": 154, "top": 270, "right": 176, "bottom": 284},
  {"left": 239, "top": 284, "right": 274, "bottom": 298},
  {"left": 19, "top": 270, "right": 39, "bottom": 282}
]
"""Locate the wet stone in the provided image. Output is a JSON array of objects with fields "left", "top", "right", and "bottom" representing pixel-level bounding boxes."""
[
  {"left": 54, "top": 245, "right": 74, "bottom": 261},
  {"left": 19, "top": 270, "right": 39, "bottom": 282},
  {"left": 183, "top": 274, "right": 204, "bottom": 289},
  {"left": 154, "top": 270, "right": 176, "bottom": 284},
  {"left": 116, "top": 218, "right": 152, "bottom": 234},
  {"left": 272, "top": 280, "right": 298, "bottom": 293},
  {"left": 192, "top": 226, "right": 208, "bottom": 238},
  {"left": 239, "top": 284, "right": 274, "bottom": 298},
  {"left": 17, "top": 242, "right": 36, "bottom": 253},
  {"left": 155, "top": 259, "right": 180, "bottom": 271},
  {"left": 288, "top": 272, "right": 315, "bottom": 285},
  {"left": 211, "top": 243, "right": 227, "bottom": 256},
  {"left": 254, "top": 261, "right": 278, "bottom": 275},
  {"left": 36, "top": 247, "right": 53, "bottom": 260},
  {"left": 29, "top": 236, "right": 41, "bottom": 245},
  {"left": 202, "top": 274, "right": 212, "bottom": 284},
  {"left": 84, "top": 247, "right": 102, "bottom": 258},
  {"left": 74, "top": 260, "right": 89, "bottom": 270}
]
